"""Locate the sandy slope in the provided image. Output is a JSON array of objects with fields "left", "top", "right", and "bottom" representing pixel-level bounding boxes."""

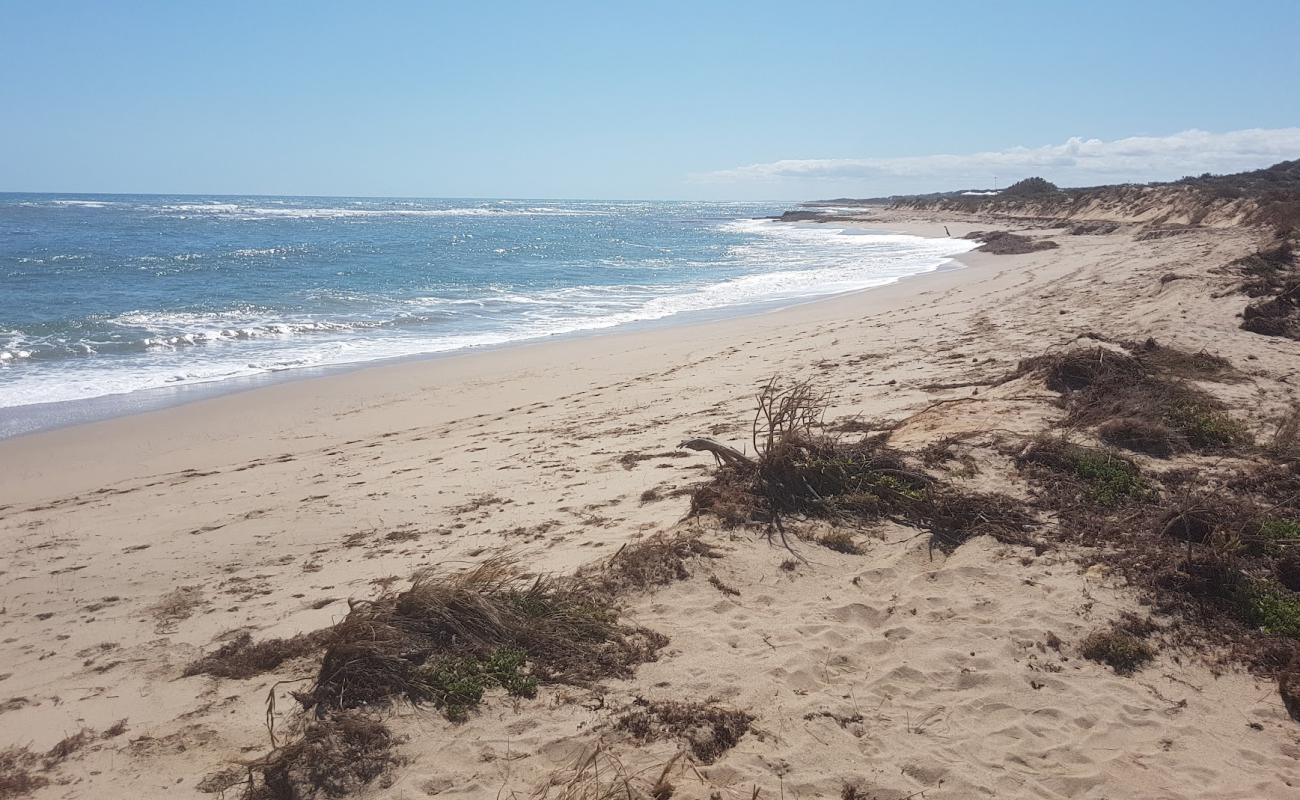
[{"left": 2, "top": 212, "right": 1298, "bottom": 798}]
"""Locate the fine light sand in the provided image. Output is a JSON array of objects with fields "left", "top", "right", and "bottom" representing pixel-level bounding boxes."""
[{"left": 3, "top": 212, "right": 1299, "bottom": 798}]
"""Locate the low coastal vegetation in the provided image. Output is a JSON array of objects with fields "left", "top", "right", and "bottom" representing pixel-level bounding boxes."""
[{"left": 679, "top": 337, "right": 1300, "bottom": 723}]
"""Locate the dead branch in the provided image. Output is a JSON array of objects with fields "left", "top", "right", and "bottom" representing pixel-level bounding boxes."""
[{"left": 678, "top": 438, "right": 755, "bottom": 467}]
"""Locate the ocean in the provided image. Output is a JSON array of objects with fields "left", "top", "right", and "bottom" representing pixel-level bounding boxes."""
[{"left": 0, "top": 195, "right": 975, "bottom": 435}]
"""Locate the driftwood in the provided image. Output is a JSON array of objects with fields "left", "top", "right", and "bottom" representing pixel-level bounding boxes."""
[{"left": 678, "top": 438, "right": 754, "bottom": 467}]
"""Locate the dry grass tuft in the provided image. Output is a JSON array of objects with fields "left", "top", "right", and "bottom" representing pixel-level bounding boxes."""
[
  {"left": 2, "top": 727, "right": 104, "bottom": 799},
  {"left": 1013, "top": 342, "right": 1249, "bottom": 456},
  {"left": 615, "top": 699, "right": 754, "bottom": 764},
  {"left": 707, "top": 575, "right": 741, "bottom": 597},
  {"left": 579, "top": 533, "right": 721, "bottom": 598},
  {"left": 1270, "top": 405, "right": 1300, "bottom": 463},
  {"left": 528, "top": 745, "right": 685, "bottom": 800},
  {"left": 185, "top": 630, "right": 334, "bottom": 680},
  {"left": 305, "top": 557, "right": 667, "bottom": 718},
  {"left": 1098, "top": 417, "right": 1181, "bottom": 457},
  {"left": 816, "top": 530, "right": 860, "bottom": 554},
  {"left": 220, "top": 545, "right": 697, "bottom": 800},
  {"left": 0, "top": 747, "right": 46, "bottom": 799},
  {"left": 41, "top": 730, "right": 93, "bottom": 769},
  {"left": 1079, "top": 627, "right": 1156, "bottom": 675},
  {"left": 150, "top": 585, "right": 206, "bottom": 625},
  {"left": 918, "top": 434, "right": 979, "bottom": 476},
  {"left": 1231, "top": 242, "right": 1300, "bottom": 339},
  {"left": 236, "top": 711, "right": 401, "bottom": 800}
]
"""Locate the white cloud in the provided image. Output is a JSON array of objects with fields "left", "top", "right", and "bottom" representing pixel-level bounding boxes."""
[{"left": 693, "top": 128, "right": 1300, "bottom": 192}]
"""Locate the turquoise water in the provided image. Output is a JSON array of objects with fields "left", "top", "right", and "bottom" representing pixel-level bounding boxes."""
[{"left": 0, "top": 195, "right": 974, "bottom": 419}]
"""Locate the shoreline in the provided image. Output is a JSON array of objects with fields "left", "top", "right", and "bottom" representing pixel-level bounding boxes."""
[
  {"left": 0, "top": 218, "right": 972, "bottom": 442},
  {"left": 0, "top": 217, "right": 990, "bottom": 508}
]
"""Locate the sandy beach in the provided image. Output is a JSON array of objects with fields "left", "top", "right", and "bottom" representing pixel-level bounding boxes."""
[{"left": 4, "top": 210, "right": 1299, "bottom": 799}]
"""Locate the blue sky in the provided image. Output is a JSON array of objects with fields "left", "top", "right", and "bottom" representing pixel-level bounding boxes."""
[{"left": 2, "top": 1, "right": 1298, "bottom": 200}]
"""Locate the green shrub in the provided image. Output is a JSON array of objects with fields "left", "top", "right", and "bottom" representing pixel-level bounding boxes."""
[
  {"left": 1163, "top": 402, "right": 1252, "bottom": 450},
  {"left": 1070, "top": 451, "right": 1149, "bottom": 506},
  {"left": 1259, "top": 518, "right": 1300, "bottom": 541},
  {"left": 1240, "top": 580, "right": 1300, "bottom": 637},
  {"left": 420, "top": 647, "right": 538, "bottom": 721}
]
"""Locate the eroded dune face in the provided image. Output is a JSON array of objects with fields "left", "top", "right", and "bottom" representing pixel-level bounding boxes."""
[{"left": 891, "top": 158, "right": 1300, "bottom": 231}]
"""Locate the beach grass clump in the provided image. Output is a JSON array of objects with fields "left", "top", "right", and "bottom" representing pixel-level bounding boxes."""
[
  {"left": 2, "top": 729, "right": 110, "bottom": 799},
  {"left": 1124, "top": 337, "right": 1237, "bottom": 380},
  {"left": 968, "top": 231, "right": 1059, "bottom": 254},
  {"left": 918, "top": 434, "right": 979, "bottom": 476},
  {"left": 1079, "top": 627, "right": 1156, "bottom": 675},
  {"left": 236, "top": 711, "right": 401, "bottom": 800},
  {"left": 816, "top": 530, "right": 860, "bottom": 554},
  {"left": 304, "top": 556, "right": 669, "bottom": 718},
  {"left": 226, "top": 547, "right": 695, "bottom": 800},
  {"left": 1276, "top": 553, "right": 1300, "bottom": 592},
  {"left": 1016, "top": 346, "right": 1146, "bottom": 394},
  {"left": 528, "top": 745, "right": 685, "bottom": 800},
  {"left": 1256, "top": 518, "right": 1300, "bottom": 550},
  {"left": 614, "top": 700, "right": 754, "bottom": 764},
  {"left": 1232, "top": 242, "right": 1300, "bottom": 339},
  {"left": 1163, "top": 400, "right": 1252, "bottom": 450},
  {"left": 0, "top": 747, "right": 47, "bottom": 799},
  {"left": 1013, "top": 341, "right": 1250, "bottom": 455},
  {"left": 185, "top": 630, "right": 333, "bottom": 680},
  {"left": 1269, "top": 405, "right": 1300, "bottom": 463},
  {"left": 577, "top": 532, "right": 720, "bottom": 597},
  {"left": 1242, "top": 295, "right": 1300, "bottom": 339},
  {"left": 1071, "top": 449, "right": 1150, "bottom": 506}
]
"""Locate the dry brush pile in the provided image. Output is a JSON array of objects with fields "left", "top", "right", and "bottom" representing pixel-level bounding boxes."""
[
  {"left": 190, "top": 534, "right": 721, "bottom": 800},
  {"left": 1230, "top": 240, "right": 1300, "bottom": 340},
  {"left": 1006, "top": 340, "right": 1300, "bottom": 704},
  {"left": 685, "top": 379, "right": 1034, "bottom": 555}
]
